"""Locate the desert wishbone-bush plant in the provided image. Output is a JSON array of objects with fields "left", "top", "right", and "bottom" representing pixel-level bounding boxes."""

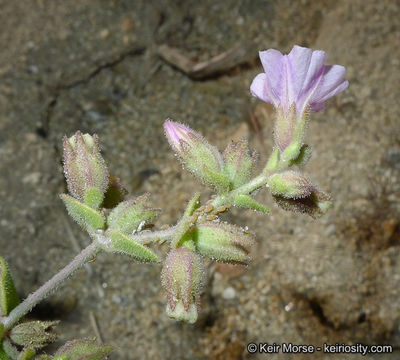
[{"left": 0, "top": 45, "right": 348, "bottom": 359}]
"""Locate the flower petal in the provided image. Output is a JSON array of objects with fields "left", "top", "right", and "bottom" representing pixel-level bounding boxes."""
[
  {"left": 287, "top": 45, "right": 313, "bottom": 102},
  {"left": 311, "top": 65, "right": 348, "bottom": 104},
  {"left": 259, "top": 49, "right": 284, "bottom": 107},
  {"left": 250, "top": 73, "right": 273, "bottom": 103}
]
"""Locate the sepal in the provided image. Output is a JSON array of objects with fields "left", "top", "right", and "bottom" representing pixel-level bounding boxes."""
[
  {"left": 289, "top": 144, "right": 312, "bottom": 167},
  {"left": 107, "top": 231, "right": 161, "bottom": 263},
  {"left": 51, "top": 338, "right": 112, "bottom": 360},
  {"left": 161, "top": 247, "right": 204, "bottom": 323},
  {"left": 0, "top": 257, "right": 19, "bottom": 316},
  {"left": 60, "top": 194, "right": 104, "bottom": 232},
  {"left": 107, "top": 193, "right": 160, "bottom": 235},
  {"left": 222, "top": 139, "right": 257, "bottom": 189},
  {"left": 268, "top": 171, "right": 312, "bottom": 199},
  {"left": 193, "top": 222, "right": 255, "bottom": 265},
  {"left": 233, "top": 194, "right": 270, "bottom": 214}
]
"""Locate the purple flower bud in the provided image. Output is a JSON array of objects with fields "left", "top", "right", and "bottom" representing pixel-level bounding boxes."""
[
  {"left": 161, "top": 247, "right": 205, "bottom": 323},
  {"left": 164, "top": 120, "right": 226, "bottom": 190},
  {"left": 63, "top": 131, "right": 108, "bottom": 205}
]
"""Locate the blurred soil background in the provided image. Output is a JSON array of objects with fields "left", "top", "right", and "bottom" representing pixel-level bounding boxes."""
[{"left": 0, "top": 0, "right": 399, "bottom": 359}]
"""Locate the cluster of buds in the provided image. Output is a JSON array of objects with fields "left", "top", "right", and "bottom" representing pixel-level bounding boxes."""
[{"left": 61, "top": 132, "right": 161, "bottom": 263}]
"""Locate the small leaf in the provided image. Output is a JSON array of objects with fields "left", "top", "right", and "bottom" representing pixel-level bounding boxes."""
[
  {"left": 233, "top": 194, "right": 270, "bottom": 214},
  {"left": 289, "top": 144, "right": 312, "bottom": 167},
  {"left": 60, "top": 194, "right": 104, "bottom": 231},
  {"left": 17, "top": 348, "right": 35, "bottom": 360},
  {"left": 107, "top": 193, "right": 160, "bottom": 235},
  {"left": 202, "top": 166, "right": 230, "bottom": 193},
  {"left": 266, "top": 147, "right": 279, "bottom": 171},
  {"left": 84, "top": 188, "right": 104, "bottom": 210},
  {"left": 0, "top": 257, "right": 19, "bottom": 316},
  {"left": 108, "top": 231, "right": 161, "bottom": 263},
  {"left": 54, "top": 338, "right": 112, "bottom": 360},
  {"left": 183, "top": 193, "right": 201, "bottom": 217}
]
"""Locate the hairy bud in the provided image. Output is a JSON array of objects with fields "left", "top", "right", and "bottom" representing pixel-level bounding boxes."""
[
  {"left": 10, "top": 321, "right": 58, "bottom": 349},
  {"left": 193, "top": 222, "right": 255, "bottom": 265},
  {"left": 269, "top": 172, "right": 332, "bottom": 218},
  {"left": 222, "top": 139, "right": 257, "bottom": 189},
  {"left": 161, "top": 247, "right": 205, "bottom": 324},
  {"left": 268, "top": 171, "right": 312, "bottom": 199},
  {"left": 164, "top": 120, "right": 229, "bottom": 192},
  {"left": 63, "top": 132, "right": 109, "bottom": 208}
]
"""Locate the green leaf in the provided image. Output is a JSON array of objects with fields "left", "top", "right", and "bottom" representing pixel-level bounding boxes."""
[
  {"left": 60, "top": 194, "right": 104, "bottom": 232},
  {"left": 17, "top": 348, "right": 35, "bottom": 360},
  {"left": 289, "top": 144, "right": 312, "bottom": 167},
  {"left": 54, "top": 338, "right": 112, "bottom": 360},
  {"left": 234, "top": 194, "right": 270, "bottom": 214},
  {"left": 202, "top": 166, "right": 230, "bottom": 193},
  {"left": 108, "top": 231, "right": 161, "bottom": 263},
  {"left": 107, "top": 194, "right": 160, "bottom": 235},
  {"left": 84, "top": 188, "right": 103, "bottom": 210},
  {"left": 0, "top": 257, "right": 19, "bottom": 316},
  {"left": 266, "top": 147, "right": 279, "bottom": 171},
  {"left": 183, "top": 193, "right": 201, "bottom": 217}
]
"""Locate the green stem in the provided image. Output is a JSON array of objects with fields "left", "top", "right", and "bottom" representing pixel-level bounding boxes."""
[{"left": 212, "top": 173, "right": 269, "bottom": 208}]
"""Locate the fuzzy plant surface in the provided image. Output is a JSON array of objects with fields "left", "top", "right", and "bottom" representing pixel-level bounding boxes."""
[{"left": 0, "top": 45, "right": 348, "bottom": 360}]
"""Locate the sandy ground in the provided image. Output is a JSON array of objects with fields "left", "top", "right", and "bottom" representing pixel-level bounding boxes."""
[{"left": 0, "top": 0, "right": 399, "bottom": 359}]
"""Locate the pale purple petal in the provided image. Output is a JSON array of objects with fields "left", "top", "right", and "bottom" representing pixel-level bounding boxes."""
[
  {"left": 311, "top": 65, "right": 348, "bottom": 104},
  {"left": 286, "top": 45, "right": 313, "bottom": 103},
  {"left": 250, "top": 45, "right": 348, "bottom": 115},
  {"left": 250, "top": 73, "right": 273, "bottom": 103},
  {"left": 259, "top": 49, "right": 284, "bottom": 107}
]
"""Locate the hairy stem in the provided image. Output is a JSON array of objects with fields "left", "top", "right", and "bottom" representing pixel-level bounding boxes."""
[
  {"left": 132, "top": 225, "right": 177, "bottom": 244},
  {"left": 2, "top": 242, "right": 101, "bottom": 331},
  {"left": 212, "top": 173, "right": 269, "bottom": 208}
]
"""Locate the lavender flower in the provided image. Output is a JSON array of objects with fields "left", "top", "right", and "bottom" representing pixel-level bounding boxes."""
[{"left": 250, "top": 45, "right": 349, "bottom": 116}]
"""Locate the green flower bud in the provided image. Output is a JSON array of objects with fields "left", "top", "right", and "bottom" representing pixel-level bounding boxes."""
[
  {"left": 268, "top": 171, "right": 312, "bottom": 199},
  {"left": 161, "top": 247, "right": 205, "bottom": 324},
  {"left": 63, "top": 132, "right": 108, "bottom": 208},
  {"left": 222, "top": 139, "right": 257, "bottom": 189},
  {"left": 193, "top": 222, "right": 255, "bottom": 265},
  {"left": 10, "top": 321, "right": 58, "bottom": 349}
]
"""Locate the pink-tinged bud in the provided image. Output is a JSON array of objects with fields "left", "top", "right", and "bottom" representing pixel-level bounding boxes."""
[
  {"left": 268, "top": 171, "right": 313, "bottom": 199},
  {"left": 222, "top": 139, "right": 257, "bottom": 189},
  {"left": 163, "top": 120, "right": 227, "bottom": 191},
  {"left": 63, "top": 131, "right": 109, "bottom": 207},
  {"left": 193, "top": 222, "right": 255, "bottom": 265},
  {"left": 161, "top": 247, "right": 205, "bottom": 324}
]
